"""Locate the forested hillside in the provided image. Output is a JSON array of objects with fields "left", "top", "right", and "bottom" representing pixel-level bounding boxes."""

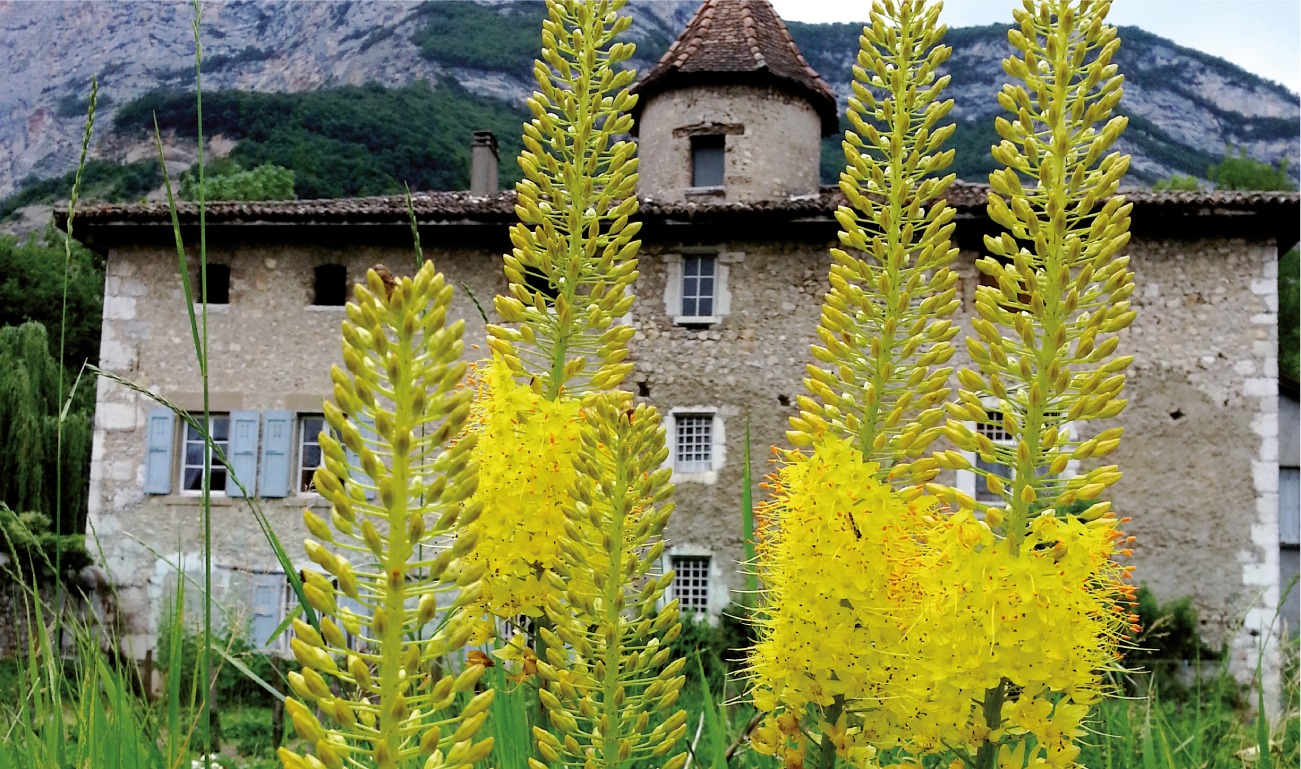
[{"left": 0, "top": 0, "right": 1296, "bottom": 224}]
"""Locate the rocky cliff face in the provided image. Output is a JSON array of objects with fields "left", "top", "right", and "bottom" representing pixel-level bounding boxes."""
[
  {"left": 0, "top": 0, "right": 1295, "bottom": 200},
  {"left": 0, "top": 0, "right": 695, "bottom": 198}
]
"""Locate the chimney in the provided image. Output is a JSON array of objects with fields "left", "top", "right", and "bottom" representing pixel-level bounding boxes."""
[{"left": 470, "top": 130, "right": 499, "bottom": 196}]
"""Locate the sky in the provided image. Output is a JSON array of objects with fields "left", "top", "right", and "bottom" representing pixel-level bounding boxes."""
[{"left": 768, "top": 0, "right": 1301, "bottom": 94}]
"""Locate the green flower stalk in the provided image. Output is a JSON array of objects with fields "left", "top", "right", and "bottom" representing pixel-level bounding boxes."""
[
  {"left": 945, "top": 0, "right": 1135, "bottom": 542},
  {"left": 279, "top": 263, "right": 492, "bottom": 769},
  {"left": 530, "top": 393, "right": 688, "bottom": 769},
  {"left": 488, "top": 0, "right": 641, "bottom": 401},
  {"left": 792, "top": 0, "right": 961, "bottom": 485}
]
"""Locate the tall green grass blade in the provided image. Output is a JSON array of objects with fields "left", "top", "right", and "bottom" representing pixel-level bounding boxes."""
[
  {"left": 485, "top": 665, "right": 533, "bottom": 769},
  {"left": 696, "top": 654, "right": 729, "bottom": 769},
  {"left": 168, "top": 575, "right": 188, "bottom": 768},
  {"left": 405, "top": 182, "right": 424, "bottom": 266},
  {"left": 1256, "top": 664, "right": 1273, "bottom": 769}
]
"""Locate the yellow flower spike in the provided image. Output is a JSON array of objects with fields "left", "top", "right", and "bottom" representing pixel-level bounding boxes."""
[{"left": 274, "top": 263, "right": 489, "bottom": 769}]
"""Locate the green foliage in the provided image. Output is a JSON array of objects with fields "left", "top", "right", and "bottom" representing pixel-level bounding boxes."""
[
  {"left": 1209, "top": 146, "right": 1297, "bottom": 191},
  {"left": 222, "top": 706, "right": 279, "bottom": 758},
  {"left": 1281, "top": 248, "right": 1298, "bottom": 383},
  {"left": 113, "top": 80, "right": 528, "bottom": 199},
  {"left": 409, "top": 0, "right": 547, "bottom": 73},
  {"left": 1152, "top": 175, "right": 1202, "bottom": 191},
  {"left": 0, "top": 322, "right": 93, "bottom": 544},
  {"left": 156, "top": 606, "right": 296, "bottom": 710},
  {"left": 0, "top": 159, "right": 162, "bottom": 220},
  {"left": 0, "top": 503, "right": 90, "bottom": 579},
  {"left": 179, "top": 161, "right": 296, "bottom": 202},
  {"left": 0, "top": 231, "right": 105, "bottom": 373}
]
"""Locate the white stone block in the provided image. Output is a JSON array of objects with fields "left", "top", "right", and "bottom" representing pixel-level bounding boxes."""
[
  {"left": 1243, "top": 378, "right": 1276, "bottom": 397},
  {"left": 1265, "top": 358, "right": 1278, "bottom": 377},
  {"left": 1253, "top": 461, "right": 1280, "bottom": 493},
  {"left": 1260, "top": 435, "right": 1279, "bottom": 462},
  {"left": 99, "top": 339, "right": 137, "bottom": 370},
  {"left": 1257, "top": 492, "right": 1279, "bottom": 523},
  {"left": 1243, "top": 563, "right": 1274, "bottom": 587},
  {"left": 1250, "top": 278, "right": 1275, "bottom": 295},
  {"left": 97, "top": 403, "right": 137, "bottom": 431},
  {"left": 1252, "top": 313, "right": 1276, "bottom": 325},
  {"left": 1251, "top": 413, "right": 1279, "bottom": 437},
  {"left": 1235, "top": 360, "right": 1256, "bottom": 375},
  {"left": 111, "top": 461, "right": 134, "bottom": 481},
  {"left": 1263, "top": 259, "right": 1279, "bottom": 279},
  {"left": 103, "top": 296, "right": 136, "bottom": 320}
]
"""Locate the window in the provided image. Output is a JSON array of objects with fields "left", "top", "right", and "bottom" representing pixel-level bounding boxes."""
[
  {"left": 691, "top": 135, "right": 725, "bottom": 188},
  {"left": 974, "top": 412, "right": 1014, "bottom": 502},
  {"left": 671, "top": 555, "right": 711, "bottom": 615},
  {"left": 314, "top": 264, "right": 347, "bottom": 306},
  {"left": 681, "top": 256, "right": 716, "bottom": 319},
  {"left": 675, "top": 414, "right": 713, "bottom": 473},
  {"left": 202, "top": 264, "right": 230, "bottom": 305},
  {"left": 1281, "top": 467, "right": 1299, "bottom": 547},
  {"left": 181, "top": 414, "right": 230, "bottom": 494},
  {"left": 249, "top": 571, "right": 292, "bottom": 651},
  {"left": 299, "top": 416, "right": 327, "bottom": 493}
]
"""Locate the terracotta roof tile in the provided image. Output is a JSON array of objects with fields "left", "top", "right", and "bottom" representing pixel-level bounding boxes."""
[
  {"left": 631, "top": 0, "right": 840, "bottom": 135},
  {"left": 58, "top": 183, "right": 1300, "bottom": 230}
]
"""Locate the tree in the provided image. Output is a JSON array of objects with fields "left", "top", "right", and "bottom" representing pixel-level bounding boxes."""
[
  {"left": 1152, "top": 174, "right": 1201, "bottom": 191},
  {"left": 179, "top": 161, "right": 296, "bottom": 202},
  {"left": 0, "top": 322, "right": 93, "bottom": 550},
  {"left": 1209, "top": 145, "right": 1296, "bottom": 191},
  {"left": 0, "top": 230, "right": 104, "bottom": 377}
]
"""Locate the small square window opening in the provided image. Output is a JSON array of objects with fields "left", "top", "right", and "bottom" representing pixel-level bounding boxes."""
[
  {"left": 691, "top": 135, "right": 725, "bottom": 188},
  {"left": 202, "top": 264, "right": 230, "bottom": 305},
  {"left": 975, "top": 411, "right": 1013, "bottom": 503},
  {"left": 182, "top": 414, "right": 230, "bottom": 493},
  {"left": 671, "top": 555, "right": 710, "bottom": 615},
  {"left": 682, "top": 256, "right": 716, "bottom": 318},
  {"left": 675, "top": 414, "right": 712, "bottom": 473},
  {"left": 299, "top": 416, "right": 327, "bottom": 493},
  {"left": 314, "top": 264, "right": 348, "bottom": 306}
]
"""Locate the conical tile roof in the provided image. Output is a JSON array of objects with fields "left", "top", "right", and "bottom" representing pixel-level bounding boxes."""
[{"left": 631, "top": 0, "right": 840, "bottom": 136}]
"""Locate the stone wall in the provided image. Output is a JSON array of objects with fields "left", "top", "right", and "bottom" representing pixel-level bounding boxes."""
[
  {"left": 635, "top": 84, "right": 823, "bottom": 204},
  {"left": 89, "top": 225, "right": 1283, "bottom": 691}
]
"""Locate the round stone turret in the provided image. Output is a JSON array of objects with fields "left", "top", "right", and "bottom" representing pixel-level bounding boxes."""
[{"left": 631, "top": 0, "right": 839, "bottom": 205}]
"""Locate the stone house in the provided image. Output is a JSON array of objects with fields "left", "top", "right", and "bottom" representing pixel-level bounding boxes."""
[{"left": 63, "top": 0, "right": 1298, "bottom": 688}]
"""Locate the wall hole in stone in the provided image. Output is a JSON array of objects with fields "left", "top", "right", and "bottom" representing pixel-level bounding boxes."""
[
  {"left": 524, "top": 268, "right": 559, "bottom": 303},
  {"left": 778, "top": 394, "right": 790, "bottom": 406},
  {"left": 638, "top": 381, "right": 650, "bottom": 397},
  {"left": 314, "top": 264, "right": 347, "bottom": 306},
  {"left": 1169, "top": 408, "right": 1184, "bottom": 420},
  {"left": 203, "top": 263, "right": 230, "bottom": 304}
]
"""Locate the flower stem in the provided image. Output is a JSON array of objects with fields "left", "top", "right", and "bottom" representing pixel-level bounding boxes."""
[
  {"left": 975, "top": 680, "right": 1007, "bottom": 769},
  {"left": 816, "top": 695, "right": 845, "bottom": 769}
]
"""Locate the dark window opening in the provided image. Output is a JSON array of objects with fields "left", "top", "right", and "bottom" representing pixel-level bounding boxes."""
[
  {"left": 524, "top": 268, "right": 559, "bottom": 304},
  {"left": 314, "top": 264, "right": 347, "bottom": 306},
  {"left": 778, "top": 394, "right": 790, "bottom": 407},
  {"left": 203, "top": 264, "right": 230, "bottom": 305},
  {"left": 637, "top": 381, "right": 651, "bottom": 398},
  {"left": 691, "top": 135, "right": 725, "bottom": 188}
]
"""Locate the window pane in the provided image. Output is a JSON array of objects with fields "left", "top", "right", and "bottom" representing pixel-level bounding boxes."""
[
  {"left": 303, "top": 417, "right": 324, "bottom": 438},
  {"left": 675, "top": 415, "right": 713, "bottom": 473},
  {"left": 691, "top": 136, "right": 725, "bottom": 188},
  {"left": 698, "top": 257, "right": 716, "bottom": 278},
  {"left": 314, "top": 265, "right": 347, "bottom": 306},
  {"left": 185, "top": 442, "right": 203, "bottom": 466},
  {"left": 684, "top": 258, "right": 699, "bottom": 277},
  {"left": 183, "top": 467, "right": 204, "bottom": 491},
  {"left": 672, "top": 556, "right": 710, "bottom": 614},
  {"left": 211, "top": 468, "right": 227, "bottom": 489},
  {"left": 697, "top": 296, "right": 713, "bottom": 317},
  {"left": 698, "top": 276, "right": 714, "bottom": 297},
  {"left": 204, "top": 264, "right": 230, "bottom": 305},
  {"left": 302, "top": 445, "right": 321, "bottom": 469},
  {"left": 211, "top": 417, "right": 230, "bottom": 441},
  {"left": 682, "top": 297, "right": 698, "bottom": 317},
  {"left": 1281, "top": 467, "right": 1299, "bottom": 546}
]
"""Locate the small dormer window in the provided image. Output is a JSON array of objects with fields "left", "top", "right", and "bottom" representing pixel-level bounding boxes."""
[{"left": 691, "top": 135, "right": 725, "bottom": 188}]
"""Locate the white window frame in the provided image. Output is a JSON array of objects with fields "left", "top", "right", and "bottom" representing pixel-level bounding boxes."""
[
  {"left": 955, "top": 396, "right": 1079, "bottom": 503},
  {"left": 665, "top": 407, "right": 726, "bottom": 485},
  {"left": 660, "top": 545, "right": 728, "bottom": 624},
  {"left": 298, "top": 414, "right": 328, "bottom": 495},
  {"left": 179, "top": 413, "right": 231, "bottom": 497},
  {"left": 663, "top": 250, "right": 733, "bottom": 326}
]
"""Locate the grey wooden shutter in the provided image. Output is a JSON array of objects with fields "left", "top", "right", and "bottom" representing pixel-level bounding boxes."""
[
  {"left": 226, "top": 410, "right": 261, "bottom": 497},
  {"left": 143, "top": 408, "right": 176, "bottom": 495},
  {"left": 249, "top": 572, "right": 285, "bottom": 649},
  {"left": 356, "top": 418, "right": 377, "bottom": 502},
  {"left": 1281, "top": 467, "right": 1300, "bottom": 547},
  {"left": 259, "top": 410, "right": 295, "bottom": 498}
]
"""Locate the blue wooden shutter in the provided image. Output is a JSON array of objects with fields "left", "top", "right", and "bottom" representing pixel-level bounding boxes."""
[
  {"left": 226, "top": 410, "right": 261, "bottom": 497},
  {"left": 143, "top": 408, "right": 176, "bottom": 495},
  {"left": 355, "top": 415, "right": 378, "bottom": 500},
  {"left": 259, "top": 410, "right": 295, "bottom": 498},
  {"left": 249, "top": 572, "right": 285, "bottom": 649}
]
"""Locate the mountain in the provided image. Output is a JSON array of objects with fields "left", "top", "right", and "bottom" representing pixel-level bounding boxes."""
[{"left": 0, "top": 0, "right": 1296, "bottom": 219}]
